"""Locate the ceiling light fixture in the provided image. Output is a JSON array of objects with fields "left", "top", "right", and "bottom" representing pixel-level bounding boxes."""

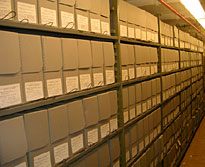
[{"left": 180, "top": 0, "right": 205, "bottom": 28}]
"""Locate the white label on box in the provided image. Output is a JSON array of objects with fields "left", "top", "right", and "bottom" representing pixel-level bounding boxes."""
[
  {"left": 136, "top": 104, "right": 141, "bottom": 115},
  {"left": 142, "top": 102, "right": 147, "bottom": 112},
  {"left": 147, "top": 99, "right": 152, "bottom": 109},
  {"left": 41, "top": 7, "right": 57, "bottom": 26},
  {"left": 0, "top": 83, "right": 22, "bottom": 108},
  {"left": 135, "top": 28, "right": 141, "bottom": 39},
  {"left": 34, "top": 151, "right": 51, "bottom": 167},
  {"left": 91, "top": 18, "right": 101, "bottom": 33},
  {"left": 17, "top": 2, "right": 36, "bottom": 23},
  {"left": 154, "top": 65, "right": 158, "bottom": 73},
  {"left": 113, "top": 160, "right": 120, "bottom": 167},
  {"left": 106, "top": 70, "right": 115, "bottom": 84},
  {"left": 0, "top": 0, "right": 11, "bottom": 18},
  {"left": 47, "top": 78, "right": 62, "bottom": 97},
  {"left": 77, "top": 14, "right": 88, "bottom": 31},
  {"left": 129, "top": 68, "right": 135, "bottom": 79},
  {"left": 141, "top": 30, "right": 146, "bottom": 40},
  {"left": 80, "top": 74, "right": 91, "bottom": 90},
  {"left": 54, "top": 143, "right": 69, "bottom": 163},
  {"left": 132, "top": 146, "right": 137, "bottom": 157},
  {"left": 151, "top": 32, "right": 155, "bottom": 41},
  {"left": 71, "top": 134, "right": 84, "bottom": 153},
  {"left": 139, "top": 141, "right": 144, "bottom": 152},
  {"left": 152, "top": 96, "right": 157, "bottom": 106},
  {"left": 145, "top": 67, "right": 150, "bottom": 76},
  {"left": 120, "top": 25, "right": 127, "bottom": 37},
  {"left": 130, "top": 108, "right": 136, "bottom": 120},
  {"left": 122, "top": 69, "right": 128, "bottom": 81},
  {"left": 124, "top": 110, "right": 129, "bottom": 123},
  {"left": 15, "top": 162, "right": 26, "bottom": 167},
  {"left": 161, "top": 36, "right": 165, "bottom": 45},
  {"left": 25, "top": 81, "right": 43, "bottom": 102},
  {"left": 128, "top": 27, "right": 135, "bottom": 38},
  {"left": 126, "top": 151, "right": 130, "bottom": 162},
  {"left": 66, "top": 76, "right": 79, "bottom": 93},
  {"left": 87, "top": 128, "right": 98, "bottom": 146},
  {"left": 93, "top": 73, "right": 104, "bottom": 87},
  {"left": 136, "top": 67, "right": 142, "bottom": 77},
  {"left": 151, "top": 66, "right": 155, "bottom": 74},
  {"left": 147, "top": 31, "right": 151, "bottom": 41},
  {"left": 61, "top": 11, "right": 74, "bottom": 29},
  {"left": 141, "top": 67, "right": 146, "bottom": 76},
  {"left": 110, "top": 118, "right": 118, "bottom": 132},
  {"left": 101, "top": 21, "right": 110, "bottom": 35},
  {"left": 157, "top": 95, "right": 161, "bottom": 104},
  {"left": 100, "top": 123, "right": 110, "bottom": 138}
]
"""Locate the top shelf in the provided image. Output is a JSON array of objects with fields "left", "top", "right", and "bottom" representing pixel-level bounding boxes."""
[{"left": 0, "top": 20, "right": 118, "bottom": 41}]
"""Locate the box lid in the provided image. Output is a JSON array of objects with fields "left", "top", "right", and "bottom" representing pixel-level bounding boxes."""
[
  {"left": 0, "top": 31, "right": 20, "bottom": 74},
  {"left": 103, "top": 42, "right": 115, "bottom": 66},
  {"left": 24, "top": 109, "right": 49, "bottom": 151},
  {"left": 129, "top": 85, "right": 135, "bottom": 105},
  {"left": 83, "top": 96, "right": 99, "bottom": 127},
  {"left": 0, "top": 116, "right": 27, "bottom": 165},
  {"left": 101, "top": 0, "right": 110, "bottom": 17},
  {"left": 48, "top": 105, "right": 69, "bottom": 143},
  {"left": 62, "top": 38, "right": 78, "bottom": 70},
  {"left": 122, "top": 87, "right": 128, "bottom": 108},
  {"left": 75, "top": 0, "right": 91, "bottom": 10},
  {"left": 97, "top": 92, "right": 111, "bottom": 121},
  {"left": 85, "top": 150, "right": 98, "bottom": 167},
  {"left": 119, "top": 0, "right": 127, "bottom": 21},
  {"left": 91, "top": 41, "right": 103, "bottom": 67},
  {"left": 111, "top": 136, "right": 120, "bottom": 161},
  {"left": 42, "top": 36, "right": 62, "bottom": 72},
  {"left": 19, "top": 34, "right": 42, "bottom": 73},
  {"left": 67, "top": 100, "right": 85, "bottom": 134},
  {"left": 77, "top": 39, "right": 92, "bottom": 68},
  {"left": 109, "top": 90, "right": 118, "bottom": 116},
  {"left": 127, "top": 45, "right": 135, "bottom": 65},
  {"left": 120, "top": 44, "right": 129, "bottom": 65},
  {"left": 130, "top": 125, "right": 137, "bottom": 144},
  {"left": 99, "top": 143, "right": 110, "bottom": 167},
  {"left": 135, "top": 83, "right": 142, "bottom": 103}
]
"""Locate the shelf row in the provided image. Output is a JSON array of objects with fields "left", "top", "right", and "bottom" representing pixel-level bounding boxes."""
[{"left": 0, "top": 20, "right": 203, "bottom": 53}]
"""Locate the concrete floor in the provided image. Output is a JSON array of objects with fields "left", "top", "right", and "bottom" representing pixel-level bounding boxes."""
[{"left": 180, "top": 117, "right": 205, "bottom": 167}]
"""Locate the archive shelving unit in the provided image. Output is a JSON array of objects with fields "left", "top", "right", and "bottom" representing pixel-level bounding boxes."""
[{"left": 0, "top": 0, "right": 204, "bottom": 167}]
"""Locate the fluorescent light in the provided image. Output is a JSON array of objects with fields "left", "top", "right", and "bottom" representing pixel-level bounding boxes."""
[
  {"left": 197, "top": 18, "right": 205, "bottom": 28},
  {"left": 180, "top": 0, "right": 205, "bottom": 19}
]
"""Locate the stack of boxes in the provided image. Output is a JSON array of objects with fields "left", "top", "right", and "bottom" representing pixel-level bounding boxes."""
[
  {"left": 173, "top": 26, "right": 179, "bottom": 48},
  {"left": 135, "top": 45, "right": 158, "bottom": 78},
  {"left": 162, "top": 96, "right": 180, "bottom": 127},
  {"left": 0, "top": 90, "right": 118, "bottom": 166},
  {"left": 119, "top": 0, "right": 158, "bottom": 42},
  {"left": 180, "top": 51, "right": 190, "bottom": 68},
  {"left": 1, "top": 0, "right": 110, "bottom": 35},
  {"left": 123, "top": 77, "right": 161, "bottom": 124},
  {"left": 125, "top": 108, "right": 161, "bottom": 164},
  {"left": 160, "top": 21, "right": 173, "bottom": 46},
  {"left": 0, "top": 30, "right": 115, "bottom": 109},
  {"left": 162, "top": 74, "right": 176, "bottom": 101},
  {"left": 161, "top": 48, "right": 179, "bottom": 72}
]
